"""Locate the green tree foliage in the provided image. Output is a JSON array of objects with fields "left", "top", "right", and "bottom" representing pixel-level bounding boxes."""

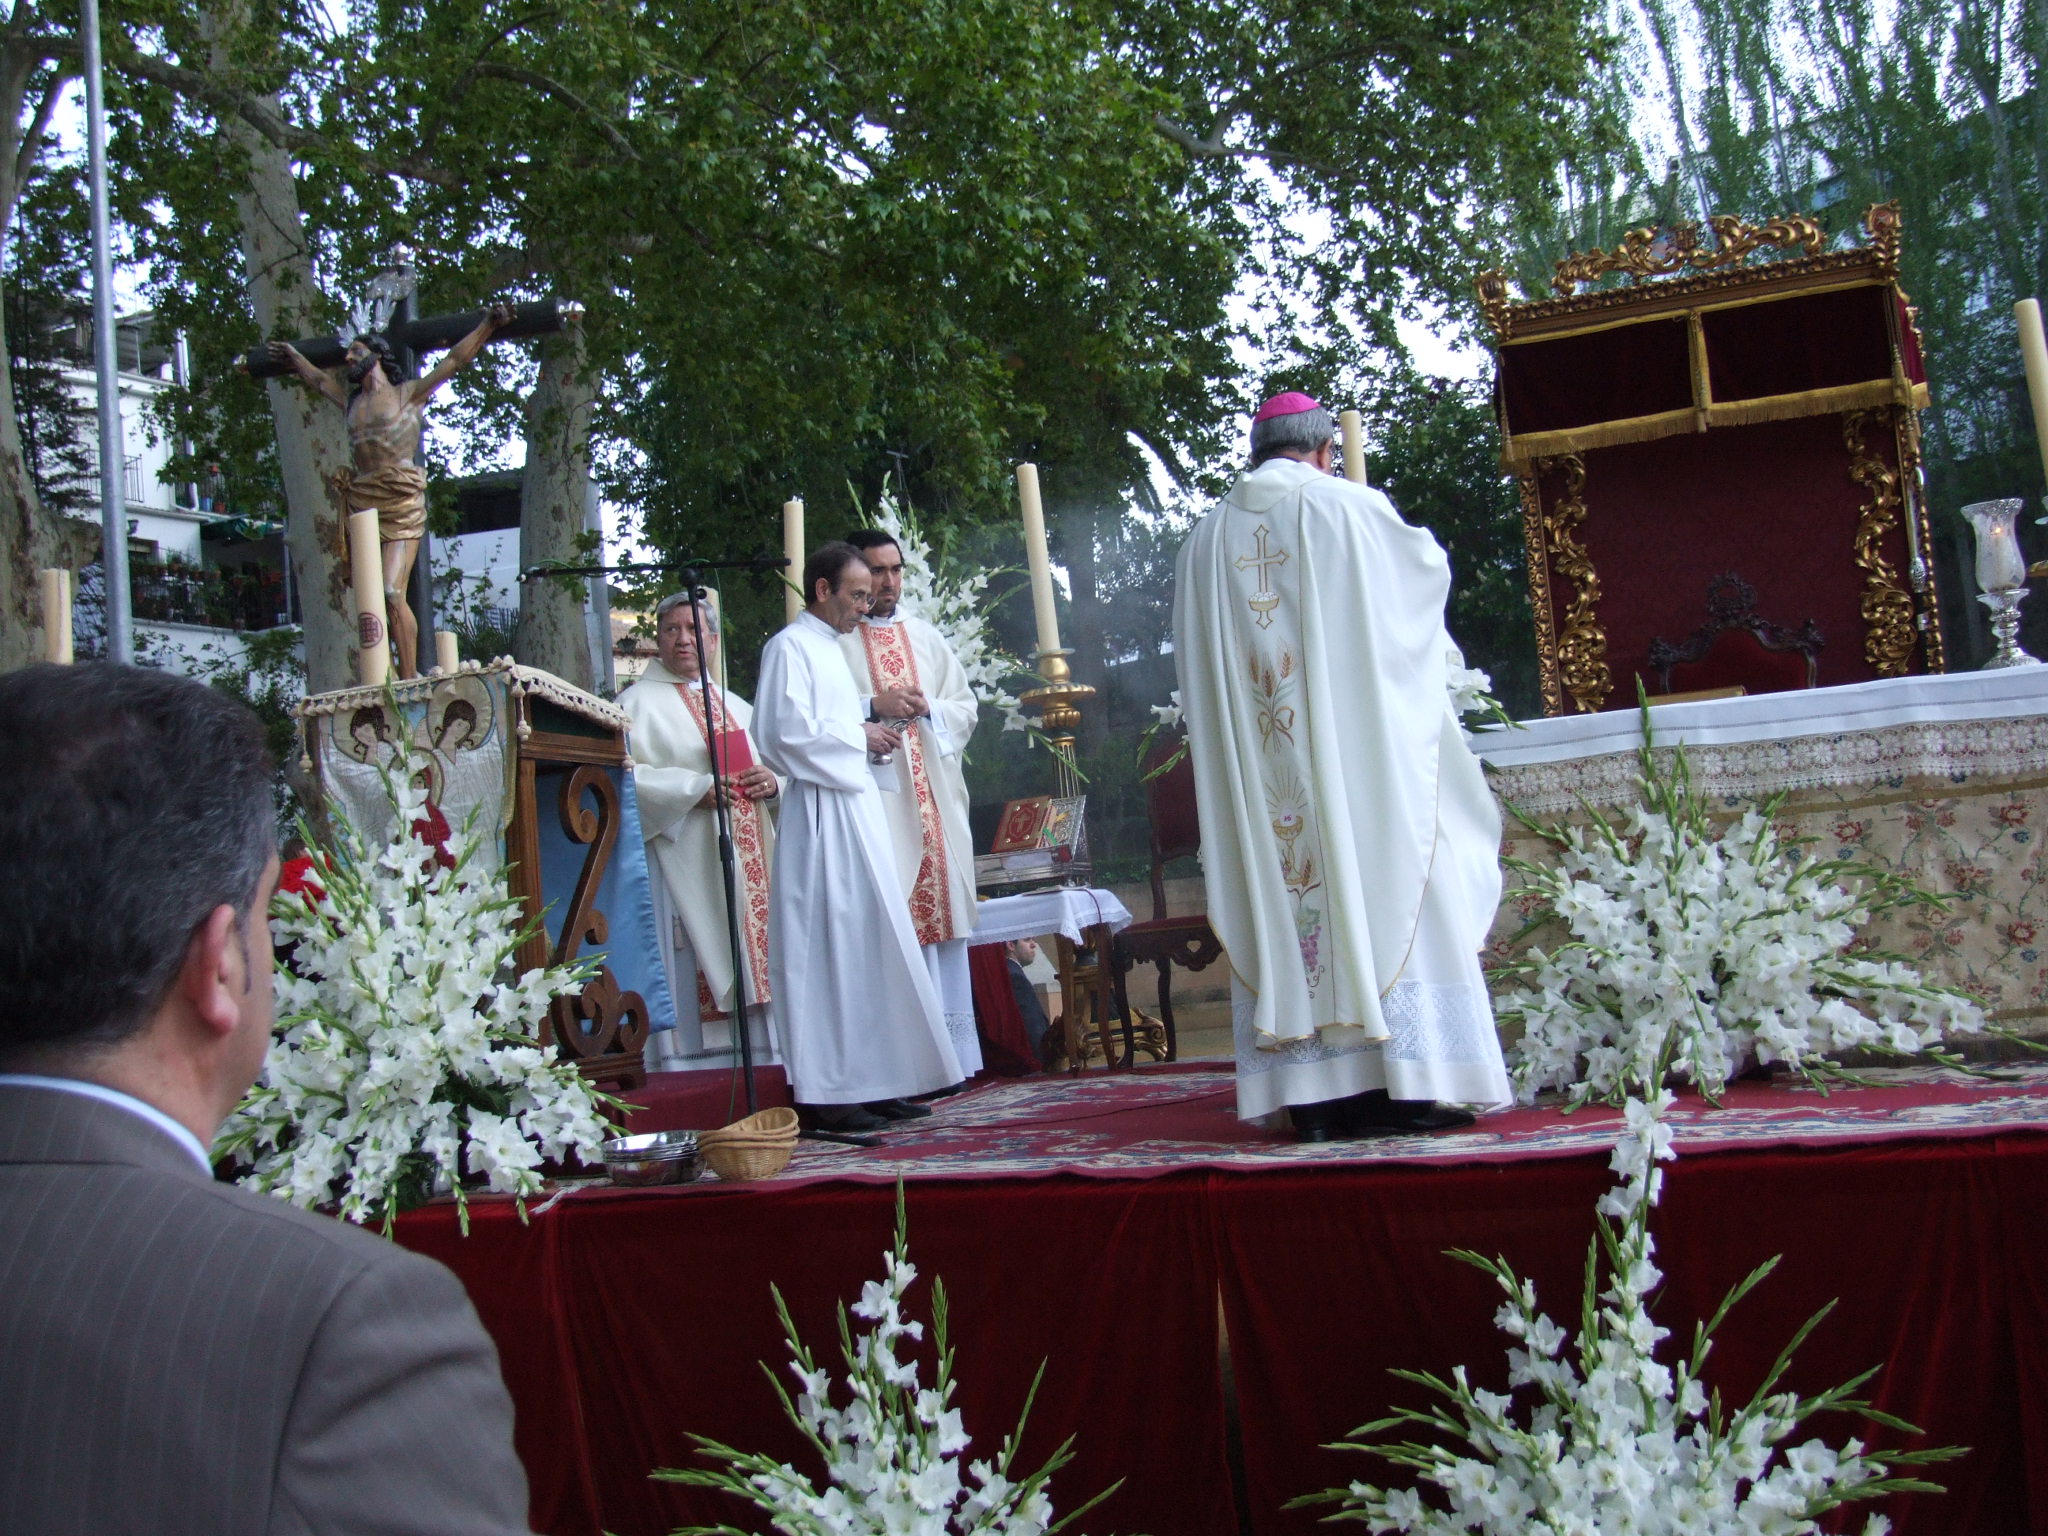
[
  {"left": 1505, "top": 0, "right": 2047, "bottom": 665},
  {"left": 6, "top": 195, "right": 94, "bottom": 520},
  {"left": 1367, "top": 370, "right": 1541, "bottom": 718}
]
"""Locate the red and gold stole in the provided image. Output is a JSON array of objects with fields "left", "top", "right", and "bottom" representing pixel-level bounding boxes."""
[
  {"left": 675, "top": 681, "right": 773, "bottom": 1012},
  {"left": 859, "top": 621, "right": 954, "bottom": 946}
]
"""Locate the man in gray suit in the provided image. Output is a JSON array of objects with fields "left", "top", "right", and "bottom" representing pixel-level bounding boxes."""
[{"left": 0, "top": 663, "right": 534, "bottom": 1535}]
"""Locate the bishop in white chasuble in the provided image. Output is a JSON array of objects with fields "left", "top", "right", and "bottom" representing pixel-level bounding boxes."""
[
  {"left": 1174, "top": 394, "right": 1511, "bottom": 1124},
  {"left": 619, "top": 592, "right": 781, "bottom": 1071},
  {"left": 838, "top": 530, "right": 983, "bottom": 1077},
  {"left": 753, "top": 549, "right": 962, "bottom": 1114}
]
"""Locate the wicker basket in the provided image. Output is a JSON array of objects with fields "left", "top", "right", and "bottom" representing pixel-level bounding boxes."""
[{"left": 697, "top": 1106, "right": 800, "bottom": 1182}]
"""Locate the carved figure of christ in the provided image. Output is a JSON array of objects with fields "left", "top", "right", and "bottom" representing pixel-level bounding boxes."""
[{"left": 267, "top": 303, "right": 512, "bottom": 678}]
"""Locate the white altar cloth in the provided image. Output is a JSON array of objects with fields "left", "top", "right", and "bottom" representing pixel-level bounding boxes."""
[
  {"left": 970, "top": 888, "right": 1134, "bottom": 948},
  {"left": 1476, "top": 669, "right": 2048, "bottom": 815}
]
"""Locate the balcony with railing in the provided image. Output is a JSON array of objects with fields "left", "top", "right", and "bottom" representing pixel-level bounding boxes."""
[{"left": 130, "top": 560, "right": 297, "bottom": 633}]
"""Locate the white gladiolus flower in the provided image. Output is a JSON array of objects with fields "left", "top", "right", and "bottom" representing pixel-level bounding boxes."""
[
  {"left": 661, "top": 1192, "right": 1110, "bottom": 1533},
  {"left": 1310, "top": 1089, "right": 1961, "bottom": 1532},
  {"left": 1494, "top": 727, "right": 1980, "bottom": 1107},
  {"left": 869, "top": 492, "right": 1033, "bottom": 733},
  {"left": 213, "top": 722, "right": 613, "bottom": 1233}
]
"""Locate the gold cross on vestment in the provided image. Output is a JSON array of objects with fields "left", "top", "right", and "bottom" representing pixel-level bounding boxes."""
[{"left": 1235, "top": 524, "right": 1290, "bottom": 629}]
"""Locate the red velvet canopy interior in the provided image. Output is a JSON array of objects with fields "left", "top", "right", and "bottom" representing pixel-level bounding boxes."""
[{"left": 1533, "top": 414, "right": 1919, "bottom": 706}]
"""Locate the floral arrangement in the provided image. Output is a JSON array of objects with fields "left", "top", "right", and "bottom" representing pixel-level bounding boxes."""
[
  {"left": 1301, "top": 1083, "right": 1962, "bottom": 1532},
  {"left": 1492, "top": 711, "right": 1979, "bottom": 1107},
  {"left": 215, "top": 734, "right": 616, "bottom": 1233},
  {"left": 1445, "top": 644, "right": 1516, "bottom": 732},
  {"left": 660, "top": 1188, "right": 1114, "bottom": 1535},
  {"left": 867, "top": 487, "right": 1033, "bottom": 733}
]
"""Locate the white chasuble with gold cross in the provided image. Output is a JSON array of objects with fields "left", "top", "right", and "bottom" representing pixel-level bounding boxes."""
[{"left": 1174, "top": 456, "right": 1511, "bottom": 1117}]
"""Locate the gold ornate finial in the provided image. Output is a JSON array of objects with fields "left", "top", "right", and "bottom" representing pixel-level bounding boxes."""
[
  {"left": 1476, "top": 269, "right": 1514, "bottom": 340},
  {"left": 1863, "top": 202, "right": 1902, "bottom": 276},
  {"left": 1549, "top": 213, "right": 1826, "bottom": 298}
]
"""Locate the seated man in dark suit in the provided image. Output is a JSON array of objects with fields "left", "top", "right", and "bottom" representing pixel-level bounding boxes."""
[{"left": 0, "top": 663, "right": 533, "bottom": 1536}]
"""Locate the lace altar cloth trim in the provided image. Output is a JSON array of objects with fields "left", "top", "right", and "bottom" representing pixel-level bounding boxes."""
[
  {"left": 1233, "top": 978, "right": 1499, "bottom": 1077},
  {"left": 297, "top": 658, "right": 629, "bottom": 733},
  {"left": 1487, "top": 714, "right": 2048, "bottom": 817}
]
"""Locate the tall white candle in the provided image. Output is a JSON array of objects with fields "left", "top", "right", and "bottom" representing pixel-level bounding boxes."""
[
  {"left": 349, "top": 509, "right": 391, "bottom": 686},
  {"left": 434, "top": 629, "right": 460, "bottom": 674},
  {"left": 782, "top": 497, "right": 805, "bottom": 624},
  {"left": 1015, "top": 462, "right": 1062, "bottom": 659},
  {"left": 1338, "top": 409, "right": 1367, "bottom": 485},
  {"left": 2016, "top": 300, "right": 2048, "bottom": 493},
  {"left": 40, "top": 568, "right": 71, "bottom": 664}
]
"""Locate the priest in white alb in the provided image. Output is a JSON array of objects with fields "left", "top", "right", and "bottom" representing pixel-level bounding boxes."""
[
  {"left": 1174, "top": 391, "right": 1512, "bottom": 1141},
  {"left": 618, "top": 589, "right": 780, "bottom": 1073},
  {"left": 838, "top": 527, "right": 982, "bottom": 1077},
  {"left": 753, "top": 542, "right": 963, "bottom": 1132}
]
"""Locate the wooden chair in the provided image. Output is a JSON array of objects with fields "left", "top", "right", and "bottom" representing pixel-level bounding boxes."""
[
  {"left": 1111, "top": 734, "right": 1223, "bottom": 1062},
  {"left": 1647, "top": 572, "right": 1824, "bottom": 697}
]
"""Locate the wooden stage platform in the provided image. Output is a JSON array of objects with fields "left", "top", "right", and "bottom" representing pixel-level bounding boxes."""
[{"left": 395, "top": 1062, "right": 2048, "bottom": 1535}]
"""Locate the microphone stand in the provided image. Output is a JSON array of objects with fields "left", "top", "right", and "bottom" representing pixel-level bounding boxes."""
[
  {"left": 678, "top": 569, "right": 761, "bottom": 1117},
  {"left": 520, "top": 553, "right": 778, "bottom": 1117}
]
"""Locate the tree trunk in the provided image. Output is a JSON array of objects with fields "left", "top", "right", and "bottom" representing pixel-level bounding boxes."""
[
  {"left": 513, "top": 327, "right": 599, "bottom": 690},
  {"left": 0, "top": 295, "right": 95, "bottom": 670},
  {"left": 0, "top": 26, "right": 93, "bottom": 671},
  {"left": 205, "top": 5, "right": 354, "bottom": 692}
]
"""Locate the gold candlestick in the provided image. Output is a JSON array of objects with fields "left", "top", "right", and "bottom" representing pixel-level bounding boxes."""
[{"left": 1019, "top": 648, "right": 1095, "bottom": 798}]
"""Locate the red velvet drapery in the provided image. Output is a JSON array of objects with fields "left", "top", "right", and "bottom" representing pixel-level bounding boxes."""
[{"left": 399, "top": 1129, "right": 2048, "bottom": 1535}]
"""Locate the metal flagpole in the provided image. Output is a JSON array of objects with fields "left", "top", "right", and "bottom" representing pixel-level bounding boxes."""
[{"left": 81, "top": 0, "right": 131, "bottom": 662}]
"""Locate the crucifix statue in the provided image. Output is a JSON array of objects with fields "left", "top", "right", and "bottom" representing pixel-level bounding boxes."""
[{"left": 245, "top": 249, "right": 580, "bottom": 678}]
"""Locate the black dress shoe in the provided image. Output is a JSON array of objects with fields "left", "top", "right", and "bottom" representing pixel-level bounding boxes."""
[
  {"left": 805, "top": 1103, "right": 891, "bottom": 1132},
  {"left": 1289, "top": 1099, "right": 1347, "bottom": 1143},
  {"left": 1344, "top": 1089, "right": 1475, "bottom": 1135},
  {"left": 863, "top": 1098, "right": 934, "bottom": 1121}
]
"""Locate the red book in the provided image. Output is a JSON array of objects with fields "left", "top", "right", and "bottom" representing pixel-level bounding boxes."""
[{"left": 711, "top": 727, "right": 754, "bottom": 774}]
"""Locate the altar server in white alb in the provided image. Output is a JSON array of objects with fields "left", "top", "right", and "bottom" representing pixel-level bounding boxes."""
[
  {"left": 1174, "top": 391, "right": 1512, "bottom": 1142},
  {"left": 753, "top": 542, "right": 963, "bottom": 1132},
  {"left": 838, "top": 527, "right": 982, "bottom": 1077},
  {"left": 619, "top": 589, "right": 780, "bottom": 1073}
]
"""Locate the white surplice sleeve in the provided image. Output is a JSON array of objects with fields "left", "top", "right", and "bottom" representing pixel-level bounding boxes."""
[
  {"left": 754, "top": 632, "right": 872, "bottom": 794},
  {"left": 914, "top": 620, "right": 979, "bottom": 759}
]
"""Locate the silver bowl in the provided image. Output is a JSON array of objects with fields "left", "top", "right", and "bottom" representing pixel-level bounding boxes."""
[{"left": 602, "top": 1129, "right": 701, "bottom": 1187}]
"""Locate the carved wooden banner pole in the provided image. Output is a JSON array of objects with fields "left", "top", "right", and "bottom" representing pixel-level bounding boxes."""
[{"left": 349, "top": 510, "right": 392, "bottom": 685}]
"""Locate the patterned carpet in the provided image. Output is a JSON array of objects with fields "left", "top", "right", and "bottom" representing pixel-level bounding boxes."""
[{"left": 618, "top": 1057, "right": 2048, "bottom": 1189}]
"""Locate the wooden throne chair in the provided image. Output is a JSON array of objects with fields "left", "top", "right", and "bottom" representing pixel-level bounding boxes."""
[
  {"left": 1648, "top": 572, "right": 1824, "bottom": 696},
  {"left": 1111, "top": 735, "right": 1223, "bottom": 1062}
]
